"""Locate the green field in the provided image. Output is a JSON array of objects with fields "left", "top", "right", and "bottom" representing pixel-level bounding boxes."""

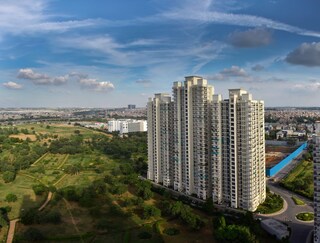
[
  {"left": 0, "top": 174, "right": 47, "bottom": 219},
  {"left": 280, "top": 160, "right": 313, "bottom": 199}
]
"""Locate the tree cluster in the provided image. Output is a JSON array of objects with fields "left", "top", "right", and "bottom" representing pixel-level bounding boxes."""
[{"left": 160, "top": 201, "right": 204, "bottom": 230}]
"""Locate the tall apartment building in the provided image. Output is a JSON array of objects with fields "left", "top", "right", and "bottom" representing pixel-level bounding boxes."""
[
  {"left": 147, "top": 93, "right": 173, "bottom": 187},
  {"left": 147, "top": 76, "right": 266, "bottom": 211},
  {"left": 172, "top": 76, "right": 213, "bottom": 200},
  {"left": 314, "top": 122, "right": 320, "bottom": 243},
  {"left": 211, "top": 89, "right": 265, "bottom": 211}
]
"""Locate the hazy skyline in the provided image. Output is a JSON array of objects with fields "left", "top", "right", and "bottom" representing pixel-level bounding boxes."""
[{"left": 1, "top": 0, "right": 320, "bottom": 107}]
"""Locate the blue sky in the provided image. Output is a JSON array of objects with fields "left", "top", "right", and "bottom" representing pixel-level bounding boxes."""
[{"left": 1, "top": 0, "right": 320, "bottom": 107}]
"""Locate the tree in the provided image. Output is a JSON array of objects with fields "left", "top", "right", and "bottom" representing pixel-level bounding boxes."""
[
  {"left": 20, "top": 208, "right": 39, "bottom": 225},
  {"left": 32, "top": 184, "right": 47, "bottom": 196},
  {"left": 23, "top": 227, "right": 45, "bottom": 241},
  {"left": 142, "top": 205, "right": 161, "bottom": 219},
  {"left": 5, "top": 193, "right": 17, "bottom": 202}
]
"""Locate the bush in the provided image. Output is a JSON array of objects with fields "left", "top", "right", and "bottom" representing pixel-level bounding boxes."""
[
  {"left": 32, "top": 184, "right": 47, "bottom": 196},
  {"left": 142, "top": 205, "right": 161, "bottom": 219},
  {"left": 138, "top": 231, "right": 152, "bottom": 239},
  {"left": 296, "top": 212, "right": 314, "bottom": 221},
  {"left": 2, "top": 171, "right": 16, "bottom": 183},
  {"left": 95, "top": 219, "right": 110, "bottom": 230},
  {"left": 23, "top": 227, "right": 45, "bottom": 241},
  {"left": 163, "top": 227, "right": 180, "bottom": 236},
  {"left": 40, "top": 211, "right": 61, "bottom": 224},
  {"left": 5, "top": 193, "right": 18, "bottom": 202},
  {"left": 20, "top": 208, "right": 40, "bottom": 225}
]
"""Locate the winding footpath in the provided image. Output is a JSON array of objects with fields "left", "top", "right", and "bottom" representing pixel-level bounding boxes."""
[{"left": 6, "top": 191, "right": 53, "bottom": 243}]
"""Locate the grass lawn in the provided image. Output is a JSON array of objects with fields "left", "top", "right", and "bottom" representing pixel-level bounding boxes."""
[
  {"left": 296, "top": 212, "right": 314, "bottom": 221},
  {"left": 0, "top": 174, "right": 46, "bottom": 219},
  {"left": 280, "top": 160, "right": 313, "bottom": 199},
  {"left": 292, "top": 196, "right": 306, "bottom": 205}
]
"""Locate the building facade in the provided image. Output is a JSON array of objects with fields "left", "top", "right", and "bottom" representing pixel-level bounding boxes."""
[
  {"left": 211, "top": 89, "right": 266, "bottom": 211},
  {"left": 147, "top": 76, "right": 266, "bottom": 211},
  {"left": 314, "top": 133, "right": 320, "bottom": 243},
  {"left": 172, "top": 77, "right": 213, "bottom": 200},
  {"left": 147, "top": 93, "right": 173, "bottom": 187}
]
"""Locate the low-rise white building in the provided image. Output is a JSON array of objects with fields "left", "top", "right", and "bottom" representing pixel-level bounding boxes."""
[
  {"left": 108, "top": 119, "right": 147, "bottom": 134},
  {"left": 261, "top": 219, "right": 289, "bottom": 240}
]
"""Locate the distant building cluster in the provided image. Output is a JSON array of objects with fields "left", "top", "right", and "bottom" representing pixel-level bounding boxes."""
[
  {"left": 108, "top": 119, "right": 147, "bottom": 134},
  {"left": 147, "top": 76, "right": 265, "bottom": 212}
]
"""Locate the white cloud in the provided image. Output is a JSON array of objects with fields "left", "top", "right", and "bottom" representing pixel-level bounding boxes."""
[
  {"left": 17, "top": 69, "right": 68, "bottom": 85},
  {"left": 3, "top": 81, "right": 23, "bottom": 89},
  {"left": 79, "top": 78, "right": 114, "bottom": 92},
  {"left": 292, "top": 82, "right": 320, "bottom": 91}
]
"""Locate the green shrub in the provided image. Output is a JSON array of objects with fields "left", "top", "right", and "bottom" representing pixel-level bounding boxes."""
[
  {"left": 2, "top": 171, "right": 16, "bottom": 183},
  {"left": 23, "top": 227, "right": 45, "bottom": 241},
  {"left": 5, "top": 193, "right": 18, "bottom": 202},
  {"left": 163, "top": 227, "right": 180, "bottom": 236},
  {"left": 138, "top": 231, "right": 152, "bottom": 239}
]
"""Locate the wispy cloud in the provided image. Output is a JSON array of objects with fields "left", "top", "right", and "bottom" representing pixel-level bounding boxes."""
[
  {"left": 0, "top": 0, "right": 102, "bottom": 38},
  {"left": 158, "top": 0, "right": 320, "bottom": 38},
  {"left": 3, "top": 81, "right": 23, "bottom": 90}
]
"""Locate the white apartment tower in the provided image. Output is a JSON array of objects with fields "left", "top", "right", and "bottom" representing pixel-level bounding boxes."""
[
  {"left": 211, "top": 89, "right": 266, "bottom": 211},
  {"left": 314, "top": 122, "right": 320, "bottom": 243},
  {"left": 147, "top": 93, "right": 173, "bottom": 187},
  {"left": 147, "top": 77, "right": 266, "bottom": 211},
  {"left": 172, "top": 76, "right": 213, "bottom": 200}
]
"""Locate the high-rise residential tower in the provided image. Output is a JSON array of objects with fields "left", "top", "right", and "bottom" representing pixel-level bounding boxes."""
[
  {"left": 147, "top": 77, "right": 266, "bottom": 211},
  {"left": 211, "top": 89, "right": 266, "bottom": 211},
  {"left": 314, "top": 121, "right": 320, "bottom": 243},
  {"left": 172, "top": 76, "right": 214, "bottom": 200},
  {"left": 147, "top": 93, "right": 173, "bottom": 187}
]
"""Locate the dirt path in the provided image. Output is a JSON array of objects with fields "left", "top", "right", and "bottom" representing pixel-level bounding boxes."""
[
  {"left": 31, "top": 152, "right": 48, "bottom": 166},
  {"left": 38, "top": 191, "right": 53, "bottom": 211},
  {"left": 57, "top": 154, "right": 69, "bottom": 169},
  {"left": 63, "top": 198, "right": 84, "bottom": 243},
  {"left": 6, "top": 219, "right": 20, "bottom": 243}
]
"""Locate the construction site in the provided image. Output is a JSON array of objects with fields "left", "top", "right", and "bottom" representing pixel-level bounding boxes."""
[{"left": 265, "top": 144, "right": 299, "bottom": 169}]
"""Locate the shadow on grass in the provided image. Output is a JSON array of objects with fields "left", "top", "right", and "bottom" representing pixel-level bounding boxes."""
[{"left": 14, "top": 191, "right": 164, "bottom": 243}]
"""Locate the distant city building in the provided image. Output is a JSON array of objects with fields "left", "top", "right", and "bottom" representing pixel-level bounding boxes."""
[
  {"left": 128, "top": 104, "right": 136, "bottom": 109},
  {"left": 314, "top": 133, "right": 320, "bottom": 243},
  {"left": 147, "top": 76, "right": 266, "bottom": 211},
  {"left": 108, "top": 119, "right": 147, "bottom": 134}
]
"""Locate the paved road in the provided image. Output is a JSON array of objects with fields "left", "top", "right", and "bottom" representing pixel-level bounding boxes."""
[{"left": 264, "top": 180, "right": 314, "bottom": 243}]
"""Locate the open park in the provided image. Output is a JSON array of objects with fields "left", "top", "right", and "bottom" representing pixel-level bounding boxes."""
[{"left": 0, "top": 122, "right": 280, "bottom": 243}]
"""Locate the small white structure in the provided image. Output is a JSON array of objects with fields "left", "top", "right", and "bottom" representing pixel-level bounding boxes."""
[
  {"left": 108, "top": 119, "right": 147, "bottom": 134},
  {"left": 261, "top": 219, "right": 289, "bottom": 240}
]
